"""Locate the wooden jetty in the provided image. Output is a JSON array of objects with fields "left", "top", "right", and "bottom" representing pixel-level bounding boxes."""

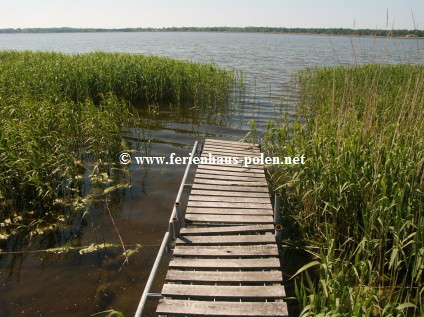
[{"left": 135, "top": 139, "right": 288, "bottom": 317}]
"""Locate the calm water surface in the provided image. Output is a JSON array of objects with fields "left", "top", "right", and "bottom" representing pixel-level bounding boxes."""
[{"left": 0, "top": 32, "right": 422, "bottom": 317}]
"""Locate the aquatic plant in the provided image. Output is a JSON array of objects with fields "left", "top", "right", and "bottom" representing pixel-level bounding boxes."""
[
  {"left": 0, "top": 51, "right": 236, "bottom": 236},
  {"left": 0, "top": 51, "right": 235, "bottom": 108},
  {"left": 264, "top": 64, "right": 423, "bottom": 315}
]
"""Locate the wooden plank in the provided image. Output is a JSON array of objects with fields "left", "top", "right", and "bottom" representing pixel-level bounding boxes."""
[
  {"left": 203, "top": 143, "right": 260, "bottom": 151},
  {"left": 190, "top": 189, "right": 269, "bottom": 198},
  {"left": 187, "top": 201, "right": 272, "bottom": 209},
  {"left": 189, "top": 195, "right": 271, "bottom": 204},
  {"left": 192, "top": 183, "right": 268, "bottom": 193},
  {"left": 185, "top": 214, "right": 273, "bottom": 224},
  {"left": 197, "top": 165, "right": 263, "bottom": 174},
  {"left": 173, "top": 245, "right": 278, "bottom": 257},
  {"left": 201, "top": 152, "right": 261, "bottom": 159},
  {"left": 166, "top": 270, "right": 283, "bottom": 283},
  {"left": 169, "top": 258, "right": 280, "bottom": 269},
  {"left": 195, "top": 173, "right": 267, "bottom": 185},
  {"left": 180, "top": 224, "right": 274, "bottom": 235},
  {"left": 196, "top": 163, "right": 264, "bottom": 171},
  {"left": 204, "top": 139, "right": 259, "bottom": 148},
  {"left": 202, "top": 145, "right": 261, "bottom": 156},
  {"left": 194, "top": 178, "right": 267, "bottom": 187},
  {"left": 186, "top": 207, "right": 272, "bottom": 215},
  {"left": 176, "top": 234, "right": 276, "bottom": 245},
  {"left": 202, "top": 148, "right": 261, "bottom": 157},
  {"left": 203, "top": 140, "right": 259, "bottom": 149},
  {"left": 197, "top": 164, "right": 265, "bottom": 174},
  {"left": 161, "top": 284, "right": 285, "bottom": 298},
  {"left": 195, "top": 174, "right": 267, "bottom": 184},
  {"left": 156, "top": 299, "right": 288, "bottom": 316},
  {"left": 196, "top": 169, "right": 264, "bottom": 179}
]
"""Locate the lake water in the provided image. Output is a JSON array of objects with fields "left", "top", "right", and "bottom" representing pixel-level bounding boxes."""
[{"left": 0, "top": 32, "right": 422, "bottom": 317}]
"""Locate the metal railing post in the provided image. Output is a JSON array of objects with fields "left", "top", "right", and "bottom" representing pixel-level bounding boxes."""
[
  {"left": 273, "top": 193, "right": 281, "bottom": 226},
  {"left": 275, "top": 224, "right": 283, "bottom": 245}
]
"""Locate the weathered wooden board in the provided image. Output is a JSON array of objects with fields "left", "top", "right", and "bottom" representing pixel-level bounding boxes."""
[
  {"left": 201, "top": 152, "right": 261, "bottom": 161},
  {"left": 201, "top": 148, "right": 261, "bottom": 157},
  {"left": 180, "top": 224, "right": 275, "bottom": 235},
  {"left": 187, "top": 201, "right": 272, "bottom": 209},
  {"left": 173, "top": 245, "right": 278, "bottom": 257},
  {"left": 176, "top": 234, "right": 275, "bottom": 245},
  {"left": 195, "top": 173, "right": 267, "bottom": 183},
  {"left": 197, "top": 163, "right": 264, "bottom": 172},
  {"left": 189, "top": 195, "right": 271, "bottom": 204},
  {"left": 169, "top": 258, "right": 280, "bottom": 269},
  {"left": 165, "top": 270, "right": 283, "bottom": 283},
  {"left": 190, "top": 189, "right": 269, "bottom": 198},
  {"left": 204, "top": 139, "right": 259, "bottom": 148},
  {"left": 194, "top": 178, "right": 268, "bottom": 187},
  {"left": 185, "top": 214, "right": 273, "bottom": 224},
  {"left": 186, "top": 207, "right": 272, "bottom": 215},
  {"left": 161, "top": 284, "right": 285, "bottom": 298},
  {"left": 156, "top": 299, "right": 288, "bottom": 316},
  {"left": 192, "top": 183, "right": 268, "bottom": 193},
  {"left": 196, "top": 169, "right": 264, "bottom": 179}
]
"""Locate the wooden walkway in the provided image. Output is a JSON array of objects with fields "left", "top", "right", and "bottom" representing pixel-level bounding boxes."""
[{"left": 156, "top": 139, "right": 288, "bottom": 317}]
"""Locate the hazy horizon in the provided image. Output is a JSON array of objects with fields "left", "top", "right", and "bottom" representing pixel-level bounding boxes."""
[{"left": 1, "top": 0, "right": 423, "bottom": 30}]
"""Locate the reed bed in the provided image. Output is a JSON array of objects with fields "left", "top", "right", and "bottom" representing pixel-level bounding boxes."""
[
  {"left": 0, "top": 51, "right": 235, "bottom": 236},
  {"left": 0, "top": 51, "right": 235, "bottom": 108},
  {"left": 264, "top": 64, "right": 423, "bottom": 316}
]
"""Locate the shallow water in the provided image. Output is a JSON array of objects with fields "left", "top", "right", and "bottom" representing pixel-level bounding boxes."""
[{"left": 0, "top": 32, "right": 422, "bottom": 316}]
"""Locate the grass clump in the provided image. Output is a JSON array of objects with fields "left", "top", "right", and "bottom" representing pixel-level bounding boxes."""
[{"left": 264, "top": 64, "right": 423, "bottom": 316}]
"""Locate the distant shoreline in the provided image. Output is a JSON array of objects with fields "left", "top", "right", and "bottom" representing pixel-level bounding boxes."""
[{"left": 1, "top": 27, "right": 423, "bottom": 38}]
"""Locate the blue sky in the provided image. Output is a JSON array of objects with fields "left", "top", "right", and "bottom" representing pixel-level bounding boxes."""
[{"left": 1, "top": 0, "right": 423, "bottom": 29}]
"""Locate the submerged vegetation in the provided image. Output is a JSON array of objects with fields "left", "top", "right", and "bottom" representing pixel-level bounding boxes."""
[
  {"left": 264, "top": 65, "right": 423, "bottom": 315},
  {"left": 0, "top": 51, "right": 236, "bottom": 240}
]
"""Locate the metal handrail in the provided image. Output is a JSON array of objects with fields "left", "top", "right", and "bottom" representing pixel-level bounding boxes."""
[{"left": 134, "top": 141, "right": 199, "bottom": 317}]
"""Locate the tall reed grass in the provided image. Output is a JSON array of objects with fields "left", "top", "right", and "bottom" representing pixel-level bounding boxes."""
[
  {"left": 0, "top": 51, "right": 235, "bottom": 108},
  {"left": 264, "top": 64, "right": 423, "bottom": 316},
  {"left": 0, "top": 51, "right": 236, "bottom": 235}
]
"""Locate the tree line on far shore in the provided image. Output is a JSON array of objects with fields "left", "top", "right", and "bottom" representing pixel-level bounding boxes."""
[{"left": 1, "top": 26, "right": 423, "bottom": 37}]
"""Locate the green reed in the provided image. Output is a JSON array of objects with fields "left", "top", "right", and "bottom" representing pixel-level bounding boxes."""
[
  {"left": 0, "top": 51, "right": 235, "bottom": 234},
  {"left": 0, "top": 51, "right": 235, "bottom": 109},
  {"left": 264, "top": 65, "right": 423, "bottom": 316}
]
